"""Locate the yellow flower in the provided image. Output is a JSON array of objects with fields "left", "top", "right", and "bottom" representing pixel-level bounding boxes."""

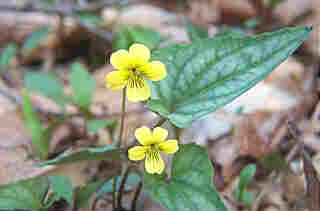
[
  {"left": 128, "top": 126, "right": 179, "bottom": 174},
  {"left": 106, "top": 43, "right": 167, "bottom": 102}
]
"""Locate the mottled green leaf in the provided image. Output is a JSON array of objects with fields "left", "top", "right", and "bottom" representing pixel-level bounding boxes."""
[
  {"left": 49, "top": 175, "right": 73, "bottom": 205},
  {"left": 70, "top": 63, "right": 95, "bottom": 108},
  {"left": 37, "top": 143, "right": 121, "bottom": 166},
  {"left": 0, "top": 177, "right": 49, "bottom": 209},
  {"left": 147, "top": 27, "right": 312, "bottom": 127},
  {"left": 185, "top": 19, "right": 208, "bottom": 41},
  {"left": 22, "top": 26, "right": 51, "bottom": 55},
  {"left": 144, "top": 144, "right": 226, "bottom": 211},
  {"left": 23, "top": 89, "right": 49, "bottom": 160},
  {"left": 0, "top": 43, "right": 17, "bottom": 70}
]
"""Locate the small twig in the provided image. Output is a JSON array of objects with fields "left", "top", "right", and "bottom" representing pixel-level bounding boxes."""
[
  {"left": 131, "top": 181, "right": 143, "bottom": 211},
  {"left": 117, "top": 166, "right": 130, "bottom": 210}
]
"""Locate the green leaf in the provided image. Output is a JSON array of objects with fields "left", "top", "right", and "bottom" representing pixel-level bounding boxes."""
[
  {"left": 0, "top": 43, "right": 17, "bottom": 70},
  {"left": 243, "top": 18, "right": 262, "bottom": 29},
  {"left": 147, "top": 26, "right": 312, "bottom": 128},
  {"left": 86, "top": 120, "right": 116, "bottom": 133},
  {"left": 75, "top": 181, "right": 105, "bottom": 208},
  {"left": 143, "top": 144, "right": 226, "bottom": 211},
  {"left": 269, "top": 0, "right": 283, "bottom": 8},
  {"left": 44, "top": 191, "right": 60, "bottom": 208},
  {"left": 238, "top": 164, "right": 256, "bottom": 200},
  {"left": 24, "top": 72, "right": 69, "bottom": 105},
  {"left": 37, "top": 143, "right": 121, "bottom": 166},
  {"left": 74, "top": 12, "right": 102, "bottom": 25},
  {"left": 0, "top": 177, "right": 49, "bottom": 209},
  {"left": 112, "top": 26, "right": 163, "bottom": 50},
  {"left": 215, "top": 26, "right": 245, "bottom": 38},
  {"left": 49, "top": 175, "right": 73, "bottom": 205},
  {"left": 260, "top": 149, "right": 289, "bottom": 170},
  {"left": 97, "top": 173, "right": 141, "bottom": 196},
  {"left": 185, "top": 19, "right": 209, "bottom": 41},
  {"left": 22, "top": 26, "right": 51, "bottom": 55},
  {"left": 70, "top": 63, "right": 95, "bottom": 108},
  {"left": 23, "top": 89, "right": 49, "bottom": 160}
]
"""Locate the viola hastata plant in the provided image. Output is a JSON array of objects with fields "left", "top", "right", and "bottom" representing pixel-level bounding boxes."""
[{"left": 0, "top": 23, "right": 312, "bottom": 211}]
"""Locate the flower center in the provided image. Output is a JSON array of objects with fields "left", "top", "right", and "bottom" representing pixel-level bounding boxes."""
[
  {"left": 128, "top": 72, "right": 144, "bottom": 88},
  {"left": 147, "top": 146, "right": 160, "bottom": 161}
]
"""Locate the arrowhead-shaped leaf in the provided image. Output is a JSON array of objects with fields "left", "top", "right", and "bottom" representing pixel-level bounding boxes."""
[
  {"left": 144, "top": 144, "right": 226, "bottom": 211},
  {"left": 147, "top": 26, "right": 312, "bottom": 127}
]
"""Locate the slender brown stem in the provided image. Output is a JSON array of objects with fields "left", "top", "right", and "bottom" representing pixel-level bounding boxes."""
[
  {"left": 131, "top": 181, "right": 143, "bottom": 211},
  {"left": 112, "top": 176, "right": 118, "bottom": 211},
  {"left": 117, "top": 166, "right": 130, "bottom": 210}
]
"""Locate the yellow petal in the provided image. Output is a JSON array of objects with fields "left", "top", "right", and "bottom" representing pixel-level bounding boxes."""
[
  {"left": 138, "top": 61, "right": 167, "bottom": 81},
  {"left": 158, "top": 140, "right": 179, "bottom": 155},
  {"left": 110, "top": 49, "right": 132, "bottom": 70},
  {"left": 145, "top": 148, "right": 165, "bottom": 174},
  {"left": 152, "top": 127, "right": 168, "bottom": 143},
  {"left": 128, "top": 146, "right": 148, "bottom": 161},
  {"left": 106, "top": 71, "right": 130, "bottom": 90},
  {"left": 135, "top": 126, "right": 153, "bottom": 146},
  {"left": 129, "top": 44, "right": 150, "bottom": 67},
  {"left": 126, "top": 75, "right": 150, "bottom": 102}
]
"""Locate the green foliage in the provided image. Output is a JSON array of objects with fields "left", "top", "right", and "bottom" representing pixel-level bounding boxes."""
[
  {"left": 215, "top": 26, "right": 245, "bottom": 38},
  {"left": 144, "top": 144, "right": 226, "bottom": 211},
  {"left": 49, "top": 175, "right": 73, "bottom": 205},
  {"left": 23, "top": 89, "right": 49, "bottom": 160},
  {"left": 0, "top": 43, "right": 17, "bottom": 70},
  {"left": 97, "top": 173, "right": 141, "bottom": 196},
  {"left": 86, "top": 120, "right": 117, "bottom": 133},
  {"left": 70, "top": 63, "right": 96, "bottom": 108},
  {"left": 37, "top": 143, "right": 121, "bottom": 166},
  {"left": 74, "top": 181, "right": 105, "bottom": 208},
  {"left": 185, "top": 19, "right": 209, "bottom": 41},
  {"left": 22, "top": 26, "right": 51, "bottom": 55},
  {"left": 44, "top": 191, "right": 60, "bottom": 208},
  {"left": 0, "top": 177, "right": 49, "bottom": 209},
  {"left": 238, "top": 164, "right": 256, "bottom": 195},
  {"left": 112, "top": 26, "right": 163, "bottom": 50},
  {"left": 233, "top": 164, "right": 256, "bottom": 206},
  {"left": 147, "top": 26, "right": 312, "bottom": 128},
  {"left": 269, "top": 0, "right": 283, "bottom": 8},
  {"left": 243, "top": 18, "right": 262, "bottom": 29},
  {"left": 260, "top": 149, "right": 289, "bottom": 170},
  {"left": 24, "top": 72, "right": 69, "bottom": 106},
  {"left": 74, "top": 12, "right": 102, "bottom": 25}
]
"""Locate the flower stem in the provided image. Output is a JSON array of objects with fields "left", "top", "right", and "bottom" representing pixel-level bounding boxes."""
[
  {"left": 118, "top": 87, "right": 127, "bottom": 147},
  {"left": 117, "top": 166, "right": 130, "bottom": 209},
  {"left": 113, "top": 87, "right": 127, "bottom": 211},
  {"left": 131, "top": 181, "right": 143, "bottom": 211}
]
